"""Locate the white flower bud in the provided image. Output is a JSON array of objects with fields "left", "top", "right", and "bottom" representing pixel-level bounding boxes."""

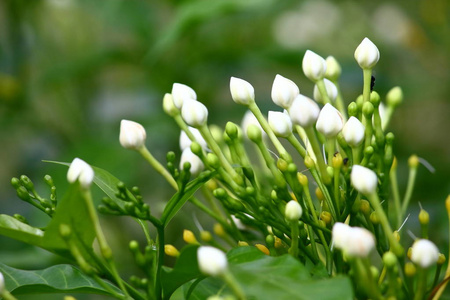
[
  {"left": 342, "top": 117, "right": 365, "bottom": 147},
  {"left": 285, "top": 200, "right": 302, "bottom": 221},
  {"left": 345, "top": 227, "right": 375, "bottom": 257},
  {"left": 0, "top": 271, "right": 4, "bottom": 294},
  {"left": 67, "top": 158, "right": 94, "bottom": 188},
  {"left": 351, "top": 165, "right": 378, "bottom": 195},
  {"left": 241, "top": 110, "right": 266, "bottom": 139},
  {"left": 288, "top": 94, "right": 320, "bottom": 128},
  {"left": 268, "top": 111, "right": 292, "bottom": 138},
  {"left": 180, "top": 127, "right": 208, "bottom": 150},
  {"left": 197, "top": 246, "right": 228, "bottom": 276},
  {"left": 163, "top": 93, "right": 179, "bottom": 117},
  {"left": 411, "top": 239, "right": 439, "bottom": 268},
  {"left": 120, "top": 120, "right": 147, "bottom": 150},
  {"left": 271, "top": 74, "right": 299, "bottom": 109},
  {"left": 354, "top": 38, "right": 380, "bottom": 69},
  {"left": 302, "top": 50, "right": 327, "bottom": 82},
  {"left": 230, "top": 77, "right": 255, "bottom": 105},
  {"left": 332, "top": 222, "right": 351, "bottom": 250},
  {"left": 181, "top": 99, "right": 208, "bottom": 127},
  {"left": 316, "top": 103, "right": 344, "bottom": 138},
  {"left": 313, "top": 78, "right": 338, "bottom": 103},
  {"left": 180, "top": 148, "right": 204, "bottom": 176},
  {"left": 325, "top": 56, "right": 342, "bottom": 81},
  {"left": 172, "top": 83, "right": 197, "bottom": 109}
]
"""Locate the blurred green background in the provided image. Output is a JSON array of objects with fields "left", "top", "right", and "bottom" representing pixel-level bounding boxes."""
[{"left": 1, "top": 0, "right": 449, "bottom": 298}]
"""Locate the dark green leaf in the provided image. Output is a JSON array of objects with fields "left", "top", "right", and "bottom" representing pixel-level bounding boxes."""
[
  {"left": 0, "top": 214, "right": 44, "bottom": 247},
  {"left": 161, "top": 171, "right": 215, "bottom": 227},
  {"left": 0, "top": 263, "right": 122, "bottom": 296},
  {"left": 161, "top": 245, "right": 201, "bottom": 300}
]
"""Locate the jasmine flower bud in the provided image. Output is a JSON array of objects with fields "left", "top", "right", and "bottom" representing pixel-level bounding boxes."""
[
  {"left": 0, "top": 271, "right": 4, "bottom": 294},
  {"left": 241, "top": 110, "right": 266, "bottom": 139},
  {"left": 302, "top": 50, "right": 327, "bottom": 82},
  {"left": 354, "top": 38, "right": 380, "bottom": 69},
  {"left": 268, "top": 111, "right": 292, "bottom": 138},
  {"left": 288, "top": 94, "right": 320, "bottom": 128},
  {"left": 197, "top": 246, "right": 228, "bottom": 276},
  {"left": 351, "top": 165, "right": 378, "bottom": 195},
  {"left": 386, "top": 86, "right": 403, "bottom": 108},
  {"left": 332, "top": 222, "right": 351, "bottom": 250},
  {"left": 180, "top": 148, "right": 204, "bottom": 176},
  {"left": 179, "top": 127, "right": 208, "bottom": 150},
  {"left": 342, "top": 116, "right": 365, "bottom": 147},
  {"left": 411, "top": 239, "right": 439, "bottom": 268},
  {"left": 285, "top": 200, "right": 302, "bottom": 221},
  {"left": 316, "top": 103, "right": 344, "bottom": 138},
  {"left": 230, "top": 77, "right": 255, "bottom": 105},
  {"left": 313, "top": 78, "right": 338, "bottom": 103},
  {"left": 345, "top": 227, "right": 376, "bottom": 257},
  {"left": 67, "top": 158, "right": 94, "bottom": 188},
  {"left": 271, "top": 74, "right": 299, "bottom": 109},
  {"left": 162, "top": 93, "right": 178, "bottom": 117},
  {"left": 325, "top": 56, "right": 341, "bottom": 81},
  {"left": 172, "top": 83, "right": 197, "bottom": 109},
  {"left": 181, "top": 99, "right": 208, "bottom": 127},
  {"left": 120, "top": 120, "right": 147, "bottom": 150}
]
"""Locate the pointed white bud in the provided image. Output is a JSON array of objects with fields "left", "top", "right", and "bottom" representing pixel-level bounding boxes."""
[
  {"left": 316, "top": 103, "right": 344, "bottom": 137},
  {"left": 180, "top": 127, "right": 208, "bottom": 150},
  {"left": 411, "top": 239, "right": 439, "bottom": 268},
  {"left": 172, "top": 83, "right": 197, "bottom": 109},
  {"left": 268, "top": 111, "right": 292, "bottom": 138},
  {"left": 197, "top": 246, "right": 228, "bottom": 276},
  {"left": 230, "top": 77, "right": 255, "bottom": 105},
  {"left": 180, "top": 148, "right": 204, "bottom": 176},
  {"left": 241, "top": 110, "right": 266, "bottom": 139},
  {"left": 163, "top": 93, "right": 179, "bottom": 117},
  {"left": 302, "top": 50, "right": 327, "bottom": 82},
  {"left": 288, "top": 94, "right": 320, "bottom": 128},
  {"left": 120, "top": 120, "right": 147, "bottom": 150},
  {"left": 351, "top": 165, "right": 378, "bottom": 195},
  {"left": 325, "top": 56, "right": 342, "bottom": 81},
  {"left": 313, "top": 79, "right": 338, "bottom": 103},
  {"left": 342, "top": 117, "right": 365, "bottom": 147},
  {"left": 181, "top": 99, "right": 208, "bottom": 127},
  {"left": 271, "top": 74, "right": 299, "bottom": 109},
  {"left": 67, "top": 158, "right": 94, "bottom": 188},
  {"left": 344, "top": 227, "right": 375, "bottom": 257},
  {"left": 354, "top": 38, "right": 380, "bottom": 69},
  {"left": 285, "top": 200, "right": 302, "bottom": 221},
  {"left": 332, "top": 222, "right": 351, "bottom": 250}
]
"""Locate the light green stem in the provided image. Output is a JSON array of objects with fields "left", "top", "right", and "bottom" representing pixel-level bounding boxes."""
[
  {"left": 1, "top": 291, "right": 18, "bottom": 300},
  {"left": 334, "top": 82, "right": 348, "bottom": 122},
  {"left": 222, "top": 270, "right": 247, "bottom": 300},
  {"left": 389, "top": 165, "right": 402, "bottom": 228},
  {"left": 138, "top": 146, "right": 178, "bottom": 190},
  {"left": 304, "top": 127, "right": 331, "bottom": 184},
  {"left": 414, "top": 268, "right": 428, "bottom": 300},
  {"left": 352, "top": 146, "right": 361, "bottom": 165},
  {"left": 289, "top": 221, "right": 300, "bottom": 258},
  {"left": 316, "top": 79, "right": 331, "bottom": 104},
  {"left": 286, "top": 134, "right": 306, "bottom": 158},
  {"left": 327, "top": 138, "right": 335, "bottom": 167},
  {"left": 362, "top": 68, "right": 372, "bottom": 125},
  {"left": 401, "top": 167, "right": 418, "bottom": 218},
  {"left": 174, "top": 114, "right": 196, "bottom": 141}
]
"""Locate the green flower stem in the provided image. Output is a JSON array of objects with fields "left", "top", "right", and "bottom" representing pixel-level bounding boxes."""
[
  {"left": 222, "top": 270, "right": 247, "bottom": 300},
  {"left": 306, "top": 225, "right": 319, "bottom": 261},
  {"left": 352, "top": 146, "right": 361, "bottom": 165},
  {"left": 136, "top": 218, "right": 154, "bottom": 246},
  {"left": 138, "top": 146, "right": 178, "bottom": 190},
  {"left": 286, "top": 134, "right": 306, "bottom": 158},
  {"left": 367, "top": 192, "right": 404, "bottom": 257},
  {"left": 433, "top": 263, "right": 443, "bottom": 289},
  {"left": 382, "top": 106, "right": 395, "bottom": 130},
  {"left": 433, "top": 196, "right": 450, "bottom": 300},
  {"left": 304, "top": 127, "right": 331, "bottom": 185},
  {"left": 252, "top": 138, "right": 286, "bottom": 188},
  {"left": 363, "top": 117, "right": 373, "bottom": 151},
  {"left": 308, "top": 166, "right": 337, "bottom": 221},
  {"left": 316, "top": 79, "right": 331, "bottom": 105},
  {"left": 295, "top": 125, "right": 317, "bottom": 162},
  {"left": 201, "top": 186, "right": 226, "bottom": 219},
  {"left": 414, "top": 267, "right": 428, "bottom": 300},
  {"left": 362, "top": 68, "right": 372, "bottom": 124},
  {"left": 334, "top": 83, "right": 348, "bottom": 122},
  {"left": 92, "top": 274, "right": 129, "bottom": 300},
  {"left": 333, "top": 165, "right": 341, "bottom": 214},
  {"left": 174, "top": 114, "right": 196, "bottom": 141},
  {"left": 81, "top": 189, "right": 131, "bottom": 298},
  {"left": 248, "top": 102, "right": 291, "bottom": 162},
  {"left": 199, "top": 124, "right": 242, "bottom": 185},
  {"left": 327, "top": 138, "right": 335, "bottom": 167},
  {"left": 401, "top": 166, "right": 418, "bottom": 219},
  {"left": 390, "top": 165, "right": 402, "bottom": 228},
  {"left": 1, "top": 291, "right": 18, "bottom": 300},
  {"left": 154, "top": 225, "right": 165, "bottom": 300},
  {"left": 351, "top": 258, "right": 382, "bottom": 300},
  {"left": 289, "top": 221, "right": 300, "bottom": 258}
]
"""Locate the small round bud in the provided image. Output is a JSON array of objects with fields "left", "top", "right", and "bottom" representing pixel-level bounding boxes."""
[
  {"left": 362, "top": 102, "right": 374, "bottom": 117},
  {"left": 325, "top": 56, "right": 341, "bottom": 82},
  {"left": 129, "top": 240, "right": 139, "bottom": 251},
  {"left": 411, "top": 239, "right": 439, "bottom": 268},
  {"left": 246, "top": 124, "right": 263, "bottom": 142},
  {"left": 438, "top": 254, "right": 446, "bottom": 265},
  {"left": 360, "top": 199, "right": 371, "bottom": 215},
  {"left": 370, "top": 91, "right": 381, "bottom": 106},
  {"left": 393, "top": 231, "right": 400, "bottom": 242},
  {"left": 120, "top": 120, "right": 147, "bottom": 150},
  {"left": 20, "top": 175, "right": 33, "bottom": 190},
  {"left": 238, "top": 241, "right": 249, "bottom": 247},
  {"left": 354, "top": 38, "right": 380, "bottom": 69},
  {"left": 16, "top": 186, "right": 30, "bottom": 201},
  {"left": 183, "top": 229, "right": 199, "bottom": 245},
  {"left": 404, "top": 262, "right": 416, "bottom": 277},
  {"left": 348, "top": 102, "right": 358, "bottom": 117},
  {"left": 332, "top": 153, "right": 343, "bottom": 168},
  {"left": 370, "top": 211, "right": 380, "bottom": 224},
  {"left": 418, "top": 209, "right": 429, "bottom": 225},
  {"left": 225, "top": 122, "right": 239, "bottom": 139},
  {"left": 213, "top": 223, "right": 225, "bottom": 237},
  {"left": 200, "top": 231, "right": 212, "bottom": 242},
  {"left": 277, "top": 158, "right": 289, "bottom": 172},
  {"left": 59, "top": 224, "right": 72, "bottom": 239},
  {"left": 408, "top": 155, "right": 420, "bottom": 168},
  {"left": 383, "top": 251, "right": 397, "bottom": 268},
  {"left": 285, "top": 200, "right": 302, "bottom": 221},
  {"left": 386, "top": 86, "right": 403, "bottom": 108},
  {"left": 255, "top": 244, "right": 270, "bottom": 255},
  {"left": 297, "top": 173, "right": 308, "bottom": 186},
  {"left": 197, "top": 246, "right": 228, "bottom": 276},
  {"left": 181, "top": 99, "right": 208, "bottom": 127},
  {"left": 163, "top": 93, "right": 179, "bottom": 117},
  {"left": 230, "top": 77, "right": 255, "bottom": 106},
  {"left": 265, "top": 235, "right": 275, "bottom": 247},
  {"left": 315, "top": 187, "right": 324, "bottom": 201},
  {"left": 320, "top": 211, "right": 332, "bottom": 225},
  {"left": 165, "top": 244, "right": 180, "bottom": 257},
  {"left": 206, "top": 153, "right": 220, "bottom": 169}
]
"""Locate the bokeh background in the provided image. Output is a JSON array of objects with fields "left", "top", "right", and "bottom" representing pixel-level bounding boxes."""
[{"left": 1, "top": 0, "right": 449, "bottom": 298}]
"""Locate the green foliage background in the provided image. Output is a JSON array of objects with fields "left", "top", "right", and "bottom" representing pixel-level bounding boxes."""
[{"left": 0, "top": 0, "right": 449, "bottom": 298}]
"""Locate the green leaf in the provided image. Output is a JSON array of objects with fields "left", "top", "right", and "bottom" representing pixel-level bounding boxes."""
[
  {"left": 0, "top": 214, "right": 44, "bottom": 247},
  {"left": 161, "top": 171, "right": 215, "bottom": 227},
  {"left": 188, "top": 247, "right": 354, "bottom": 300},
  {"left": 161, "top": 245, "right": 201, "bottom": 300},
  {"left": 0, "top": 263, "right": 122, "bottom": 296}
]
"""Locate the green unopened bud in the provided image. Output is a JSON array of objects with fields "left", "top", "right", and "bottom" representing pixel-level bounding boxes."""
[
  {"left": 209, "top": 125, "right": 223, "bottom": 144},
  {"left": 419, "top": 209, "right": 429, "bottom": 225},
  {"left": 287, "top": 163, "right": 297, "bottom": 173},
  {"left": 362, "top": 102, "right": 374, "bottom": 117},
  {"left": 370, "top": 91, "right": 381, "bottom": 107},
  {"left": 348, "top": 102, "right": 358, "bottom": 117},
  {"left": 11, "top": 177, "right": 21, "bottom": 189},
  {"left": 225, "top": 122, "right": 239, "bottom": 140},
  {"left": 315, "top": 187, "right": 325, "bottom": 201},
  {"left": 304, "top": 156, "right": 315, "bottom": 169},
  {"left": 201, "top": 230, "right": 212, "bottom": 242},
  {"left": 20, "top": 175, "right": 33, "bottom": 190},
  {"left": 385, "top": 132, "right": 395, "bottom": 144},
  {"left": 166, "top": 151, "right": 176, "bottom": 163},
  {"left": 44, "top": 175, "right": 54, "bottom": 187},
  {"left": 360, "top": 199, "right": 371, "bottom": 215},
  {"left": 393, "top": 231, "right": 400, "bottom": 242},
  {"left": 370, "top": 211, "right": 380, "bottom": 224},
  {"left": 438, "top": 253, "right": 446, "bottom": 265},
  {"left": 16, "top": 186, "right": 31, "bottom": 201},
  {"left": 297, "top": 173, "right": 308, "bottom": 186},
  {"left": 277, "top": 158, "right": 288, "bottom": 172},
  {"left": 190, "top": 142, "right": 203, "bottom": 157},
  {"left": 206, "top": 153, "right": 220, "bottom": 169},
  {"left": 265, "top": 235, "right": 275, "bottom": 248},
  {"left": 59, "top": 224, "right": 72, "bottom": 239},
  {"left": 356, "top": 95, "right": 364, "bottom": 110},
  {"left": 320, "top": 211, "right": 332, "bottom": 225},
  {"left": 383, "top": 251, "right": 397, "bottom": 268},
  {"left": 370, "top": 266, "right": 379, "bottom": 279},
  {"left": 213, "top": 188, "right": 227, "bottom": 200},
  {"left": 246, "top": 124, "right": 262, "bottom": 142},
  {"left": 386, "top": 86, "right": 403, "bottom": 108},
  {"left": 404, "top": 262, "right": 416, "bottom": 277},
  {"left": 13, "top": 214, "right": 28, "bottom": 224},
  {"left": 325, "top": 56, "right": 342, "bottom": 82},
  {"left": 408, "top": 155, "right": 419, "bottom": 168},
  {"left": 332, "top": 153, "right": 343, "bottom": 168},
  {"left": 364, "top": 146, "right": 374, "bottom": 157}
]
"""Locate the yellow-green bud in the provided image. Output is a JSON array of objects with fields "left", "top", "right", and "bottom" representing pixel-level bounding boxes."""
[
  {"left": 315, "top": 187, "right": 324, "bottom": 201},
  {"left": 238, "top": 241, "right": 249, "bottom": 247},
  {"left": 213, "top": 223, "right": 226, "bottom": 237},
  {"left": 386, "top": 86, "right": 403, "bottom": 108},
  {"left": 274, "top": 236, "right": 283, "bottom": 249},
  {"left": 348, "top": 102, "right": 358, "bottom": 117},
  {"left": 393, "top": 231, "right": 400, "bottom": 242},
  {"left": 383, "top": 251, "right": 397, "bottom": 268},
  {"left": 225, "top": 122, "right": 239, "bottom": 139},
  {"left": 360, "top": 199, "right": 371, "bottom": 215},
  {"left": 277, "top": 158, "right": 289, "bottom": 172},
  {"left": 255, "top": 244, "right": 270, "bottom": 255},
  {"left": 246, "top": 124, "right": 262, "bottom": 142},
  {"left": 201, "top": 231, "right": 212, "bottom": 242},
  {"left": 408, "top": 155, "right": 419, "bottom": 168},
  {"left": 332, "top": 153, "right": 343, "bottom": 168},
  {"left": 304, "top": 156, "right": 315, "bottom": 169},
  {"left": 206, "top": 153, "right": 220, "bottom": 169},
  {"left": 183, "top": 229, "right": 199, "bottom": 245},
  {"left": 438, "top": 253, "right": 446, "bottom": 265},
  {"left": 404, "top": 262, "right": 416, "bottom": 277},
  {"left": 59, "top": 224, "right": 72, "bottom": 239},
  {"left": 362, "top": 102, "right": 374, "bottom": 117},
  {"left": 165, "top": 244, "right": 180, "bottom": 257},
  {"left": 297, "top": 173, "right": 308, "bottom": 186},
  {"left": 419, "top": 209, "right": 429, "bottom": 225},
  {"left": 370, "top": 91, "right": 381, "bottom": 107},
  {"left": 370, "top": 211, "right": 380, "bottom": 224},
  {"left": 370, "top": 266, "right": 379, "bottom": 279},
  {"left": 320, "top": 211, "right": 332, "bottom": 225}
]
